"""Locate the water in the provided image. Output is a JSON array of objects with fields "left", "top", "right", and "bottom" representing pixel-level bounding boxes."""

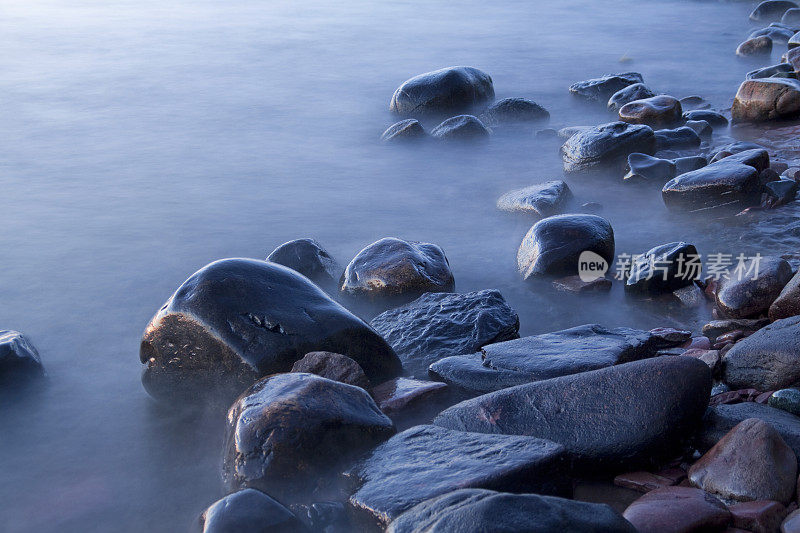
[{"left": 0, "top": 0, "right": 794, "bottom": 531}]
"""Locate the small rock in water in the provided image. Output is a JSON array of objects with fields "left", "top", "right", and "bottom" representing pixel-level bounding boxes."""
[
  {"left": 625, "top": 242, "right": 699, "bottom": 296},
  {"left": 770, "top": 269, "right": 800, "bottom": 320},
  {"left": 613, "top": 471, "right": 677, "bottom": 493},
  {"left": 622, "top": 487, "right": 731, "bottom": 532},
  {"left": 729, "top": 500, "right": 787, "bottom": 533},
  {"left": 680, "top": 95, "right": 710, "bottom": 111},
  {"left": 654, "top": 126, "right": 702, "bottom": 150},
  {"left": 390, "top": 66, "right": 494, "bottom": 117},
  {"left": 674, "top": 155, "right": 708, "bottom": 175},
  {"left": 381, "top": 119, "right": 426, "bottom": 142},
  {"left": 703, "top": 318, "right": 770, "bottom": 343},
  {"left": 0, "top": 330, "right": 44, "bottom": 382},
  {"left": 551, "top": 275, "right": 612, "bottom": 293},
  {"left": 685, "top": 119, "right": 713, "bottom": 139},
  {"left": 710, "top": 141, "right": 766, "bottom": 163},
  {"left": 569, "top": 72, "right": 644, "bottom": 102},
  {"left": 496, "top": 180, "right": 572, "bottom": 218},
  {"left": 783, "top": 6, "right": 800, "bottom": 24},
  {"left": 371, "top": 376, "right": 449, "bottom": 421},
  {"left": 223, "top": 373, "right": 395, "bottom": 501},
  {"left": 790, "top": 32, "right": 800, "bottom": 50},
  {"left": 673, "top": 283, "right": 708, "bottom": 308},
  {"left": 723, "top": 316, "right": 800, "bottom": 392},
  {"left": 267, "top": 238, "right": 340, "bottom": 289},
  {"left": 750, "top": 1, "right": 799, "bottom": 22},
  {"left": 715, "top": 256, "right": 792, "bottom": 319},
  {"left": 290, "top": 351, "right": 370, "bottom": 389},
  {"left": 195, "top": 489, "right": 307, "bottom": 533},
  {"left": 340, "top": 237, "right": 454, "bottom": 302},
  {"left": 750, "top": 23, "right": 797, "bottom": 44},
  {"left": 619, "top": 95, "right": 683, "bottom": 128},
  {"left": 732, "top": 79, "right": 800, "bottom": 122},
  {"left": 764, "top": 178, "right": 798, "bottom": 207},
  {"left": 747, "top": 63, "right": 797, "bottom": 80},
  {"left": 517, "top": 214, "right": 615, "bottom": 279},
  {"left": 561, "top": 121, "right": 656, "bottom": 172},
  {"left": 386, "top": 489, "right": 636, "bottom": 533},
  {"left": 787, "top": 46, "right": 800, "bottom": 70},
  {"left": 557, "top": 125, "right": 591, "bottom": 139},
  {"left": 430, "top": 115, "right": 490, "bottom": 141},
  {"left": 688, "top": 418, "right": 797, "bottom": 504},
  {"left": 607, "top": 83, "right": 656, "bottom": 111},
  {"left": 684, "top": 109, "right": 729, "bottom": 128},
  {"left": 479, "top": 97, "right": 549, "bottom": 126},
  {"left": 737, "top": 36, "right": 774, "bottom": 57},
  {"left": 769, "top": 388, "right": 800, "bottom": 416}
]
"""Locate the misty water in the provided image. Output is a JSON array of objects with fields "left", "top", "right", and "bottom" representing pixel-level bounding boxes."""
[{"left": 0, "top": 0, "right": 797, "bottom": 531}]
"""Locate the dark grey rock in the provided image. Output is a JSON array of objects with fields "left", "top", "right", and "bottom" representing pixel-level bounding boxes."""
[
  {"left": 783, "top": 7, "right": 800, "bottom": 24},
  {"left": 267, "top": 238, "right": 340, "bottom": 288},
  {"left": 702, "top": 318, "right": 770, "bottom": 342},
  {"left": 561, "top": 121, "right": 655, "bottom": 173},
  {"left": 370, "top": 290, "right": 519, "bottom": 379},
  {"left": 430, "top": 115, "right": 490, "bottom": 141},
  {"left": 684, "top": 120, "right": 713, "bottom": 139},
  {"left": 569, "top": 72, "right": 644, "bottom": 102},
  {"left": 723, "top": 316, "right": 800, "bottom": 390},
  {"left": 625, "top": 242, "right": 699, "bottom": 295},
  {"left": 711, "top": 142, "right": 765, "bottom": 162},
  {"left": 765, "top": 177, "right": 798, "bottom": 207},
  {"left": 479, "top": 97, "right": 549, "bottom": 126},
  {"left": 654, "top": 126, "right": 701, "bottom": 151},
  {"left": 674, "top": 156, "right": 708, "bottom": 175},
  {"left": 769, "top": 388, "right": 800, "bottom": 416},
  {"left": 770, "top": 269, "right": 800, "bottom": 320},
  {"left": 680, "top": 95, "right": 709, "bottom": 111},
  {"left": 390, "top": 67, "right": 494, "bottom": 117},
  {"left": 619, "top": 96, "right": 683, "bottom": 128},
  {"left": 290, "top": 351, "right": 370, "bottom": 389},
  {"left": 750, "top": 1, "right": 799, "bottom": 22},
  {"left": 607, "top": 83, "right": 657, "bottom": 112},
  {"left": 623, "top": 153, "right": 676, "bottom": 184},
  {"left": 0, "top": 330, "right": 44, "bottom": 381},
  {"left": 715, "top": 256, "right": 792, "bottom": 318},
  {"left": 496, "top": 180, "right": 572, "bottom": 217},
  {"left": 381, "top": 119, "right": 426, "bottom": 142},
  {"left": 683, "top": 110, "right": 728, "bottom": 128},
  {"left": 195, "top": 489, "right": 307, "bottom": 533},
  {"left": 736, "top": 35, "right": 774, "bottom": 57},
  {"left": 750, "top": 23, "right": 796, "bottom": 44},
  {"left": 698, "top": 402, "right": 800, "bottom": 459},
  {"left": 747, "top": 63, "right": 797, "bottom": 80}
]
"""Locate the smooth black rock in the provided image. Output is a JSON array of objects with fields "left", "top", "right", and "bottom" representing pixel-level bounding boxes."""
[
  {"left": 625, "top": 242, "right": 699, "bottom": 295},
  {"left": 496, "top": 180, "right": 572, "bottom": 217},
  {"left": 386, "top": 489, "right": 636, "bottom": 533},
  {"left": 683, "top": 110, "right": 728, "bottom": 128},
  {"left": 569, "top": 72, "right": 644, "bottom": 102},
  {"left": 0, "top": 330, "right": 44, "bottom": 381},
  {"left": 710, "top": 141, "right": 766, "bottom": 162},
  {"left": 607, "top": 83, "right": 657, "bottom": 112},
  {"left": 140, "top": 258, "right": 402, "bottom": 404},
  {"left": 747, "top": 63, "right": 797, "bottom": 80},
  {"left": 434, "top": 356, "right": 712, "bottom": 470},
  {"left": 561, "top": 121, "right": 656, "bottom": 173},
  {"left": 698, "top": 402, "right": 800, "bottom": 458},
  {"left": 430, "top": 115, "right": 490, "bottom": 141},
  {"left": 765, "top": 177, "right": 798, "bottom": 206},
  {"left": 479, "top": 97, "right": 549, "bottom": 126},
  {"left": 662, "top": 149, "right": 768, "bottom": 211},
  {"left": 223, "top": 373, "right": 395, "bottom": 501},
  {"left": 340, "top": 237, "right": 454, "bottom": 302},
  {"left": 674, "top": 155, "right": 708, "bottom": 175},
  {"left": 390, "top": 67, "right": 494, "bottom": 117},
  {"left": 654, "top": 126, "right": 701, "bottom": 151},
  {"left": 517, "top": 214, "right": 615, "bottom": 279},
  {"left": 623, "top": 153, "right": 676, "bottom": 183},
  {"left": 195, "top": 489, "right": 307, "bottom": 533},
  {"left": 267, "top": 238, "right": 340, "bottom": 289},
  {"left": 750, "top": 1, "right": 799, "bottom": 22},
  {"left": 722, "top": 316, "right": 800, "bottom": 390},
  {"left": 344, "top": 424, "right": 568, "bottom": 530},
  {"left": 684, "top": 120, "right": 713, "bottom": 139},
  {"left": 429, "top": 324, "right": 682, "bottom": 395},
  {"left": 370, "top": 290, "right": 519, "bottom": 379},
  {"left": 381, "top": 119, "right": 426, "bottom": 142},
  {"left": 715, "top": 255, "right": 792, "bottom": 319}
]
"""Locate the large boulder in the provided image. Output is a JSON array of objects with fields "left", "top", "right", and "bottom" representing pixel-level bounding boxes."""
[
  {"left": 662, "top": 149, "right": 768, "bottom": 211},
  {"left": 266, "top": 238, "right": 340, "bottom": 289},
  {"left": 750, "top": 1, "right": 799, "bottom": 22},
  {"left": 769, "top": 270, "right": 800, "bottom": 320},
  {"left": 0, "top": 330, "right": 44, "bottom": 381},
  {"left": 569, "top": 72, "right": 644, "bottom": 102},
  {"left": 517, "top": 214, "right": 615, "bottom": 280},
  {"left": 139, "top": 259, "right": 402, "bottom": 404},
  {"left": 386, "top": 489, "right": 636, "bottom": 533},
  {"left": 369, "top": 289, "right": 519, "bottom": 379},
  {"left": 723, "top": 316, "right": 800, "bottom": 391},
  {"left": 561, "top": 121, "right": 656, "bottom": 172},
  {"left": 390, "top": 67, "right": 494, "bottom": 117},
  {"left": 625, "top": 242, "right": 699, "bottom": 296},
  {"left": 623, "top": 487, "right": 731, "bottom": 532},
  {"left": 194, "top": 489, "right": 307, "bottom": 533},
  {"left": 715, "top": 256, "right": 792, "bottom": 318},
  {"left": 607, "top": 83, "right": 656, "bottom": 112},
  {"left": 430, "top": 115, "right": 491, "bottom": 141},
  {"left": 619, "top": 96, "right": 683, "bottom": 128},
  {"left": 698, "top": 402, "right": 800, "bottom": 459},
  {"left": 479, "top": 97, "right": 549, "bottom": 126},
  {"left": 343, "top": 424, "right": 568, "bottom": 530},
  {"left": 732, "top": 79, "right": 800, "bottom": 123},
  {"left": 340, "top": 238, "right": 454, "bottom": 302},
  {"left": 429, "top": 324, "right": 686, "bottom": 395},
  {"left": 688, "top": 418, "right": 797, "bottom": 504},
  {"left": 223, "top": 373, "right": 395, "bottom": 501},
  {"left": 496, "top": 180, "right": 572, "bottom": 218},
  {"left": 434, "top": 356, "right": 712, "bottom": 469}
]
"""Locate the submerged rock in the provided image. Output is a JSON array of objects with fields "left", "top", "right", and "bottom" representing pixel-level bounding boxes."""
[
  {"left": 683, "top": 109, "right": 729, "bottom": 128},
  {"left": 737, "top": 36, "right": 774, "bottom": 57},
  {"left": 723, "top": 316, "right": 800, "bottom": 391},
  {"left": 750, "top": 23, "right": 796, "bottom": 44},
  {"left": 267, "top": 238, "right": 340, "bottom": 288},
  {"left": 479, "top": 97, "right": 549, "bottom": 126},
  {"left": 732, "top": 79, "right": 800, "bottom": 122},
  {"left": 747, "top": 63, "right": 797, "bottom": 80},
  {"left": 370, "top": 289, "right": 519, "bottom": 378},
  {"left": 223, "top": 373, "right": 395, "bottom": 501},
  {"left": 685, "top": 119, "right": 713, "bottom": 139},
  {"left": 769, "top": 270, "right": 800, "bottom": 320},
  {"left": 344, "top": 424, "right": 568, "bottom": 530},
  {"left": 569, "top": 72, "right": 644, "bottom": 102},
  {"left": 764, "top": 177, "right": 798, "bottom": 207},
  {"left": 434, "top": 356, "right": 712, "bottom": 469},
  {"left": 715, "top": 255, "right": 792, "bottom": 318},
  {"left": 623, "top": 153, "right": 676, "bottom": 183},
  {"left": 0, "top": 330, "right": 44, "bottom": 381},
  {"left": 386, "top": 489, "right": 636, "bottom": 533},
  {"left": 784, "top": 6, "right": 800, "bottom": 24},
  {"left": 195, "top": 489, "right": 307, "bottom": 533},
  {"left": 496, "top": 180, "right": 572, "bottom": 217},
  {"left": 607, "top": 83, "right": 657, "bottom": 111},
  {"left": 140, "top": 259, "right": 401, "bottom": 404},
  {"left": 381, "top": 119, "right": 426, "bottom": 142},
  {"left": 619, "top": 95, "right": 683, "bottom": 128},
  {"left": 750, "top": 1, "right": 799, "bottom": 22},
  {"left": 623, "top": 487, "right": 731, "bottom": 533},
  {"left": 654, "top": 126, "right": 701, "bottom": 151},
  {"left": 625, "top": 242, "right": 699, "bottom": 296},
  {"left": 390, "top": 66, "right": 494, "bottom": 117},
  {"left": 340, "top": 238, "right": 454, "bottom": 302},
  {"left": 290, "top": 351, "right": 370, "bottom": 389},
  {"left": 517, "top": 214, "right": 615, "bottom": 279},
  {"left": 561, "top": 121, "right": 655, "bottom": 172},
  {"left": 430, "top": 115, "right": 490, "bottom": 141}
]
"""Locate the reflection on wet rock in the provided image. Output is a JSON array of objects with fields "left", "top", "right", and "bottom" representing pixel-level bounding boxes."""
[
  {"left": 390, "top": 66, "right": 494, "bottom": 117},
  {"left": 267, "top": 238, "right": 340, "bottom": 289},
  {"left": 381, "top": 119, "right": 426, "bottom": 142},
  {"left": 195, "top": 489, "right": 307, "bottom": 533},
  {"left": 479, "top": 97, "right": 549, "bottom": 126},
  {"left": 496, "top": 180, "right": 572, "bottom": 218},
  {"left": 561, "top": 121, "right": 655, "bottom": 172},
  {"left": 569, "top": 72, "right": 644, "bottom": 102}
]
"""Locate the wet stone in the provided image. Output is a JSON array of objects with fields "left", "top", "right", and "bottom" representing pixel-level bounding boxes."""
[
  {"left": 390, "top": 66, "right": 494, "bottom": 117},
  {"left": 430, "top": 115, "right": 490, "bottom": 141},
  {"left": 267, "top": 238, "right": 340, "bottom": 289},
  {"left": 496, "top": 180, "right": 572, "bottom": 218},
  {"left": 723, "top": 316, "right": 800, "bottom": 391},
  {"left": 290, "top": 351, "right": 370, "bottom": 389},
  {"left": 623, "top": 153, "right": 676, "bottom": 183},
  {"left": 716, "top": 256, "right": 792, "bottom": 319},
  {"left": 703, "top": 318, "right": 770, "bottom": 342},
  {"left": 685, "top": 119, "right": 713, "bottom": 139},
  {"left": 675, "top": 155, "right": 708, "bottom": 175},
  {"left": 0, "top": 330, "right": 44, "bottom": 382},
  {"left": 784, "top": 7, "right": 800, "bottom": 24},
  {"left": 699, "top": 402, "right": 800, "bottom": 459},
  {"left": 769, "top": 388, "right": 800, "bottom": 416},
  {"left": 290, "top": 501, "right": 350, "bottom": 533},
  {"left": 748, "top": 63, "right": 797, "bottom": 80},
  {"left": 479, "top": 97, "right": 549, "bottom": 126},
  {"left": 223, "top": 373, "right": 395, "bottom": 501},
  {"left": 607, "top": 83, "right": 657, "bottom": 111},
  {"left": 764, "top": 178, "right": 798, "bottom": 207},
  {"left": 623, "top": 487, "right": 731, "bottom": 533},
  {"left": 614, "top": 471, "right": 677, "bottom": 493},
  {"left": 619, "top": 95, "right": 683, "bottom": 128},
  {"left": 517, "top": 214, "right": 615, "bottom": 279},
  {"left": 750, "top": 1, "right": 799, "bottom": 22},
  {"left": 625, "top": 242, "right": 698, "bottom": 296},
  {"left": 386, "top": 489, "right": 636, "bottom": 533},
  {"left": 711, "top": 142, "right": 766, "bottom": 162},
  {"left": 551, "top": 275, "right": 612, "bottom": 293},
  {"left": 195, "top": 489, "right": 307, "bottom": 533},
  {"left": 381, "top": 119, "right": 426, "bottom": 142},
  {"left": 751, "top": 23, "right": 797, "bottom": 44},
  {"left": 680, "top": 95, "right": 709, "bottom": 111},
  {"left": 729, "top": 500, "right": 787, "bottom": 533},
  {"left": 732, "top": 79, "right": 800, "bottom": 123},
  {"left": 560, "top": 121, "right": 655, "bottom": 172},
  {"left": 140, "top": 258, "right": 401, "bottom": 405},
  {"left": 770, "top": 270, "right": 800, "bottom": 320},
  {"left": 688, "top": 418, "right": 798, "bottom": 504},
  {"left": 343, "top": 424, "right": 568, "bottom": 530},
  {"left": 370, "top": 289, "right": 519, "bottom": 379},
  {"left": 737, "top": 36, "right": 774, "bottom": 57},
  {"left": 684, "top": 109, "right": 729, "bottom": 128},
  {"left": 370, "top": 377, "right": 449, "bottom": 422},
  {"left": 569, "top": 72, "right": 644, "bottom": 102},
  {"left": 340, "top": 237, "right": 454, "bottom": 302},
  {"left": 434, "top": 356, "right": 712, "bottom": 470}
]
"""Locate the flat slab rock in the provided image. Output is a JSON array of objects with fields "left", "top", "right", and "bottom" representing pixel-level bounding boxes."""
[
  {"left": 699, "top": 402, "right": 800, "bottom": 459},
  {"left": 428, "top": 324, "right": 679, "bottom": 395},
  {"left": 343, "top": 424, "right": 568, "bottom": 530},
  {"left": 434, "top": 356, "right": 712, "bottom": 469},
  {"left": 386, "top": 489, "right": 635, "bottom": 533},
  {"left": 623, "top": 487, "right": 731, "bottom": 533},
  {"left": 370, "top": 289, "right": 519, "bottom": 379}
]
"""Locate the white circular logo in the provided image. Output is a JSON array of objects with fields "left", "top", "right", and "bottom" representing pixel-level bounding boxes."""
[{"left": 578, "top": 250, "right": 609, "bottom": 282}]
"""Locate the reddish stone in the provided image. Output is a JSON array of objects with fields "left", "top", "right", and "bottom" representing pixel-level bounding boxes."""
[
  {"left": 614, "top": 471, "right": 676, "bottom": 493},
  {"left": 684, "top": 349, "right": 721, "bottom": 372},
  {"left": 684, "top": 336, "right": 712, "bottom": 350},
  {"left": 756, "top": 391, "right": 776, "bottom": 405},
  {"left": 655, "top": 466, "right": 688, "bottom": 485},
  {"left": 650, "top": 327, "right": 692, "bottom": 344},
  {"left": 729, "top": 500, "right": 787, "bottom": 533},
  {"left": 717, "top": 330, "right": 744, "bottom": 345},
  {"left": 710, "top": 389, "right": 763, "bottom": 406},
  {"left": 623, "top": 486, "right": 731, "bottom": 532},
  {"left": 371, "top": 377, "right": 448, "bottom": 417}
]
